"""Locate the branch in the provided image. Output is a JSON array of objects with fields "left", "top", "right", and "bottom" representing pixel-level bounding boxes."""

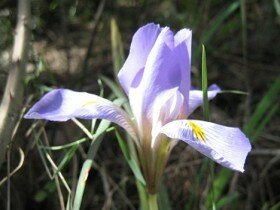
[{"left": 0, "top": 0, "right": 30, "bottom": 168}]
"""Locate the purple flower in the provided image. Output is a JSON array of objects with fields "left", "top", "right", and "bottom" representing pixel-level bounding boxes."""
[{"left": 25, "top": 23, "right": 251, "bottom": 193}]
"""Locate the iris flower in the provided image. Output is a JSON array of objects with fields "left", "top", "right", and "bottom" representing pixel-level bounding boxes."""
[{"left": 24, "top": 23, "right": 251, "bottom": 194}]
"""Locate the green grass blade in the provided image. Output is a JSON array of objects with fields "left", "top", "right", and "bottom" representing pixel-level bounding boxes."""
[
  {"left": 34, "top": 181, "right": 56, "bottom": 202},
  {"left": 185, "top": 158, "right": 209, "bottom": 209},
  {"left": 40, "top": 138, "right": 88, "bottom": 151},
  {"left": 99, "top": 75, "right": 126, "bottom": 100},
  {"left": 73, "top": 159, "right": 94, "bottom": 210},
  {"left": 115, "top": 130, "right": 146, "bottom": 186},
  {"left": 245, "top": 75, "right": 280, "bottom": 139},
  {"left": 194, "top": 1, "right": 240, "bottom": 59},
  {"left": 270, "top": 200, "right": 280, "bottom": 210},
  {"left": 73, "top": 120, "right": 111, "bottom": 210},
  {"left": 251, "top": 103, "right": 279, "bottom": 141},
  {"left": 202, "top": 1, "right": 240, "bottom": 44},
  {"left": 158, "top": 185, "right": 172, "bottom": 210},
  {"left": 274, "top": 0, "right": 280, "bottom": 16},
  {"left": 56, "top": 144, "right": 80, "bottom": 174},
  {"left": 100, "top": 75, "right": 132, "bottom": 115},
  {"left": 201, "top": 44, "right": 209, "bottom": 121},
  {"left": 205, "top": 75, "right": 280, "bottom": 208},
  {"left": 201, "top": 44, "right": 216, "bottom": 210},
  {"left": 205, "top": 169, "right": 232, "bottom": 208},
  {"left": 216, "top": 192, "right": 239, "bottom": 209},
  {"left": 219, "top": 90, "right": 248, "bottom": 95},
  {"left": 110, "top": 18, "right": 125, "bottom": 78}
]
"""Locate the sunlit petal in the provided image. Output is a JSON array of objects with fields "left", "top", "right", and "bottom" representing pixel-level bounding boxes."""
[
  {"left": 24, "top": 89, "right": 138, "bottom": 140},
  {"left": 118, "top": 23, "right": 161, "bottom": 94},
  {"left": 151, "top": 88, "right": 184, "bottom": 147},
  {"left": 160, "top": 119, "right": 251, "bottom": 172},
  {"left": 129, "top": 27, "right": 191, "bottom": 129}
]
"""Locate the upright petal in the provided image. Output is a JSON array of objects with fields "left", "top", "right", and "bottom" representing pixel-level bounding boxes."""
[
  {"left": 174, "top": 29, "right": 192, "bottom": 116},
  {"left": 174, "top": 28, "right": 192, "bottom": 68},
  {"left": 188, "top": 84, "right": 221, "bottom": 116},
  {"left": 150, "top": 88, "right": 184, "bottom": 147},
  {"left": 160, "top": 120, "right": 251, "bottom": 172},
  {"left": 24, "top": 89, "right": 138, "bottom": 141},
  {"left": 118, "top": 23, "right": 161, "bottom": 94},
  {"left": 129, "top": 27, "right": 191, "bottom": 130}
]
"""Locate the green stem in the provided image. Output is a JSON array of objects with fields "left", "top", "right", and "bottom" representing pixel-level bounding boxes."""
[
  {"left": 136, "top": 181, "right": 149, "bottom": 210},
  {"left": 148, "top": 193, "right": 158, "bottom": 210}
]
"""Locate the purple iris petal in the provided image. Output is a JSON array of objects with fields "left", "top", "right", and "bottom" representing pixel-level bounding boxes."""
[
  {"left": 123, "top": 25, "right": 192, "bottom": 133},
  {"left": 118, "top": 23, "right": 161, "bottom": 94},
  {"left": 151, "top": 88, "right": 184, "bottom": 147},
  {"left": 188, "top": 84, "right": 221, "bottom": 116},
  {"left": 160, "top": 120, "right": 251, "bottom": 172},
  {"left": 24, "top": 89, "right": 137, "bottom": 140}
]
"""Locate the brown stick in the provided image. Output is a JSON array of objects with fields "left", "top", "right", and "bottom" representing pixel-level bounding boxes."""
[{"left": 0, "top": 0, "right": 30, "bottom": 168}]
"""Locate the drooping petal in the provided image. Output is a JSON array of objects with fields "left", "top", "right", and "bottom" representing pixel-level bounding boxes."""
[
  {"left": 129, "top": 27, "right": 191, "bottom": 130},
  {"left": 160, "top": 120, "right": 251, "bottom": 172},
  {"left": 24, "top": 89, "right": 138, "bottom": 141},
  {"left": 118, "top": 23, "right": 161, "bottom": 94},
  {"left": 188, "top": 84, "right": 221, "bottom": 116}
]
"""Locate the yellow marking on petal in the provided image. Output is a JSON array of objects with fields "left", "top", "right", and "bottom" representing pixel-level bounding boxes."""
[
  {"left": 187, "top": 121, "right": 206, "bottom": 142},
  {"left": 81, "top": 99, "right": 100, "bottom": 108}
]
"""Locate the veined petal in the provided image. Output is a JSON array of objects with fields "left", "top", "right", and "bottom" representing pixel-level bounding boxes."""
[
  {"left": 160, "top": 120, "right": 251, "bottom": 172},
  {"left": 24, "top": 89, "right": 138, "bottom": 141},
  {"left": 129, "top": 27, "right": 191, "bottom": 128},
  {"left": 188, "top": 84, "right": 221, "bottom": 116},
  {"left": 174, "top": 29, "right": 192, "bottom": 117},
  {"left": 118, "top": 23, "right": 161, "bottom": 94},
  {"left": 174, "top": 28, "right": 192, "bottom": 67},
  {"left": 151, "top": 88, "right": 184, "bottom": 147}
]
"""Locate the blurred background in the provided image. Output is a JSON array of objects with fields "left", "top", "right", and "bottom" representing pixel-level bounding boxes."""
[{"left": 0, "top": 0, "right": 279, "bottom": 209}]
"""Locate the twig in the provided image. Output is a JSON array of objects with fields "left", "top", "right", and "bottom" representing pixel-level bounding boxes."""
[
  {"left": 0, "top": 147, "right": 24, "bottom": 186},
  {"left": 7, "top": 147, "right": 11, "bottom": 210},
  {"left": 93, "top": 162, "right": 136, "bottom": 210},
  {"left": 0, "top": 0, "right": 30, "bottom": 168}
]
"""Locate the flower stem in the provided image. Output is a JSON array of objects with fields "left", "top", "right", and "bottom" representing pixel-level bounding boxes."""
[
  {"left": 136, "top": 181, "right": 149, "bottom": 210},
  {"left": 148, "top": 193, "right": 158, "bottom": 210}
]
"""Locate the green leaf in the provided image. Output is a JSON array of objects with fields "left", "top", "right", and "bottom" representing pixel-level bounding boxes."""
[
  {"left": 158, "top": 185, "right": 172, "bottom": 210},
  {"left": 274, "top": 0, "right": 280, "bottom": 16},
  {"left": 34, "top": 181, "right": 56, "bottom": 202},
  {"left": 56, "top": 144, "right": 80, "bottom": 174},
  {"left": 270, "top": 200, "right": 280, "bottom": 210},
  {"left": 251, "top": 103, "right": 279, "bottom": 141},
  {"left": 73, "top": 159, "right": 94, "bottom": 210},
  {"left": 115, "top": 130, "right": 146, "bottom": 186},
  {"left": 100, "top": 75, "right": 132, "bottom": 115},
  {"left": 73, "top": 120, "right": 111, "bottom": 210},
  {"left": 245, "top": 75, "right": 280, "bottom": 140},
  {"left": 216, "top": 192, "right": 239, "bottom": 209},
  {"left": 40, "top": 138, "right": 88, "bottom": 151},
  {"left": 185, "top": 158, "right": 209, "bottom": 209},
  {"left": 219, "top": 90, "right": 248, "bottom": 95},
  {"left": 110, "top": 18, "right": 125, "bottom": 78},
  {"left": 205, "top": 169, "right": 232, "bottom": 208},
  {"left": 194, "top": 1, "right": 240, "bottom": 59},
  {"left": 205, "top": 75, "right": 280, "bottom": 208},
  {"left": 201, "top": 44, "right": 209, "bottom": 121}
]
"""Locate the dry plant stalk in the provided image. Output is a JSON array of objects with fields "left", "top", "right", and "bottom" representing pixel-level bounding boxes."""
[{"left": 0, "top": 0, "right": 30, "bottom": 167}]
